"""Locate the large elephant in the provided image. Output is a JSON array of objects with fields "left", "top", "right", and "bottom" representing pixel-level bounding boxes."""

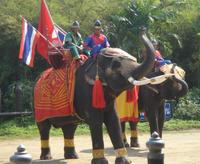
[{"left": 34, "top": 30, "right": 157, "bottom": 164}]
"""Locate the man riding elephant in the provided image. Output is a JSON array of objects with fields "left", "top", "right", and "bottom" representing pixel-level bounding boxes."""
[
  {"left": 83, "top": 20, "right": 110, "bottom": 57},
  {"left": 64, "top": 21, "right": 83, "bottom": 61}
]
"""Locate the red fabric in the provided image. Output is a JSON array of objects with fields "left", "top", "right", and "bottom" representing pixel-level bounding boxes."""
[
  {"left": 155, "top": 50, "right": 163, "bottom": 59},
  {"left": 91, "top": 34, "right": 107, "bottom": 45},
  {"left": 120, "top": 117, "right": 139, "bottom": 123},
  {"left": 34, "top": 61, "right": 77, "bottom": 122},
  {"left": 92, "top": 78, "right": 106, "bottom": 109},
  {"left": 126, "top": 86, "right": 139, "bottom": 103},
  {"left": 19, "top": 17, "right": 25, "bottom": 59},
  {"left": 133, "top": 86, "right": 139, "bottom": 103},
  {"left": 126, "top": 88, "right": 133, "bottom": 103},
  {"left": 37, "top": 0, "right": 60, "bottom": 60}
]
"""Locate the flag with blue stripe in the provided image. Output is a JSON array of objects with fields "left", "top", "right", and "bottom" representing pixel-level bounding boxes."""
[
  {"left": 54, "top": 25, "right": 66, "bottom": 44},
  {"left": 19, "top": 17, "right": 39, "bottom": 67}
]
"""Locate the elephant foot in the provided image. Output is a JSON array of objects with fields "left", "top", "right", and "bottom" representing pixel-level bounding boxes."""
[
  {"left": 130, "top": 137, "right": 139, "bottom": 148},
  {"left": 115, "top": 157, "right": 132, "bottom": 164},
  {"left": 64, "top": 147, "right": 79, "bottom": 159},
  {"left": 40, "top": 148, "right": 52, "bottom": 160},
  {"left": 123, "top": 140, "right": 130, "bottom": 148},
  {"left": 91, "top": 157, "right": 108, "bottom": 164}
]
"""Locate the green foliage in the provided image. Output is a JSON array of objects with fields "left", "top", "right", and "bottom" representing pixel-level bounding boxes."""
[
  {"left": 3, "top": 80, "right": 34, "bottom": 112},
  {"left": 48, "top": 0, "right": 129, "bottom": 36},
  {"left": 169, "top": 2, "right": 200, "bottom": 87},
  {"left": 0, "top": 116, "right": 37, "bottom": 138},
  {"left": 1, "top": 116, "right": 200, "bottom": 139},
  {"left": 174, "top": 88, "right": 200, "bottom": 120},
  {"left": 108, "top": 0, "right": 200, "bottom": 87},
  {"left": 164, "top": 119, "right": 200, "bottom": 130},
  {"left": 107, "top": 0, "right": 187, "bottom": 54}
]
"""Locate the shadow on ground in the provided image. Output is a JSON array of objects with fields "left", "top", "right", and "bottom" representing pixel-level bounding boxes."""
[
  {"left": 32, "top": 159, "right": 67, "bottom": 164},
  {"left": 80, "top": 146, "right": 148, "bottom": 158}
]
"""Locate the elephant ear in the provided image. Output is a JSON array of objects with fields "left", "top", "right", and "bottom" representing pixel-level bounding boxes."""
[
  {"left": 101, "top": 48, "right": 137, "bottom": 62},
  {"left": 84, "top": 58, "right": 107, "bottom": 86}
]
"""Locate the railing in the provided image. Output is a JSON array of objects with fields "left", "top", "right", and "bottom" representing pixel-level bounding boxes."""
[{"left": 0, "top": 86, "right": 32, "bottom": 118}]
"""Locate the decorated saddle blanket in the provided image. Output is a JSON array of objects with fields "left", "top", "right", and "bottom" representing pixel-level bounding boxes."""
[
  {"left": 34, "top": 61, "right": 77, "bottom": 122},
  {"left": 115, "top": 86, "right": 139, "bottom": 122}
]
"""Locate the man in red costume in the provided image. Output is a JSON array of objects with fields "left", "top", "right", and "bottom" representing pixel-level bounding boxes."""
[
  {"left": 83, "top": 20, "right": 110, "bottom": 57},
  {"left": 152, "top": 40, "right": 172, "bottom": 70}
]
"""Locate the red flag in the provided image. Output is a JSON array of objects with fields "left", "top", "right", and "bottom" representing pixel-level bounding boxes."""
[{"left": 37, "top": 0, "right": 61, "bottom": 60}]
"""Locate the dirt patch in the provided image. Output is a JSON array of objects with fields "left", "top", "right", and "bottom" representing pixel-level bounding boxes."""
[{"left": 1, "top": 130, "right": 200, "bottom": 164}]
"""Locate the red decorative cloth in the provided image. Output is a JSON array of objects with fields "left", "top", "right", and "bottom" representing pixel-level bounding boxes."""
[{"left": 34, "top": 61, "right": 77, "bottom": 122}]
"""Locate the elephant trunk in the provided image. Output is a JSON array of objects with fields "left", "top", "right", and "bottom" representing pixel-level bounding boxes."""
[
  {"left": 173, "top": 77, "right": 188, "bottom": 98},
  {"left": 130, "top": 29, "right": 155, "bottom": 80}
]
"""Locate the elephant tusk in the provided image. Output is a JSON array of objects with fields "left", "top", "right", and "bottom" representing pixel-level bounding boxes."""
[
  {"left": 148, "top": 73, "right": 175, "bottom": 84},
  {"left": 128, "top": 77, "right": 151, "bottom": 86},
  {"left": 128, "top": 73, "right": 175, "bottom": 86}
]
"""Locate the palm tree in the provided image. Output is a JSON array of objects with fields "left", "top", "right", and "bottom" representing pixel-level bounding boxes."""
[{"left": 107, "top": 0, "right": 186, "bottom": 57}]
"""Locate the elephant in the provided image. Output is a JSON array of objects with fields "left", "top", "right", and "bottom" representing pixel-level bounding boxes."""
[
  {"left": 120, "top": 63, "right": 188, "bottom": 148},
  {"left": 33, "top": 30, "right": 160, "bottom": 164},
  {"left": 139, "top": 64, "right": 188, "bottom": 137}
]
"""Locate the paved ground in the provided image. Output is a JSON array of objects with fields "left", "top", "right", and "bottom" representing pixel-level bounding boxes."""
[{"left": 1, "top": 130, "right": 200, "bottom": 164}]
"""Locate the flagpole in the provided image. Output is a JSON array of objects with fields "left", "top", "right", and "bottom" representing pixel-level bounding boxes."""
[
  {"left": 54, "top": 23, "right": 67, "bottom": 34},
  {"left": 20, "top": 16, "right": 64, "bottom": 56}
]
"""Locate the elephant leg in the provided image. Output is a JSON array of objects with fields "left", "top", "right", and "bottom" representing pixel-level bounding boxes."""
[
  {"left": 146, "top": 107, "right": 159, "bottom": 136},
  {"left": 61, "top": 123, "right": 78, "bottom": 159},
  {"left": 37, "top": 120, "right": 52, "bottom": 160},
  {"left": 121, "top": 122, "right": 129, "bottom": 147},
  {"left": 158, "top": 103, "right": 165, "bottom": 138},
  {"left": 104, "top": 109, "right": 131, "bottom": 164},
  {"left": 89, "top": 110, "right": 108, "bottom": 164},
  {"left": 129, "top": 121, "right": 139, "bottom": 147}
]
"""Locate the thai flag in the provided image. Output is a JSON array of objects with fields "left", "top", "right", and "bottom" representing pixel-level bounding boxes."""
[
  {"left": 54, "top": 25, "right": 66, "bottom": 44},
  {"left": 19, "top": 17, "right": 39, "bottom": 67}
]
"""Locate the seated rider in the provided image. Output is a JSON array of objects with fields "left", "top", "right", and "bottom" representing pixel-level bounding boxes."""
[
  {"left": 83, "top": 20, "right": 110, "bottom": 57},
  {"left": 152, "top": 40, "right": 171, "bottom": 70},
  {"left": 64, "top": 21, "right": 83, "bottom": 61}
]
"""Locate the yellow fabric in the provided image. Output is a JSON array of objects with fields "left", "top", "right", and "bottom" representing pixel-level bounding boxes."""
[
  {"left": 92, "top": 149, "right": 104, "bottom": 158},
  {"left": 115, "top": 90, "right": 139, "bottom": 122},
  {"left": 115, "top": 148, "right": 127, "bottom": 157},
  {"left": 41, "top": 140, "right": 49, "bottom": 148},
  {"left": 64, "top": 139, "right": 74, "bottom": 147}
]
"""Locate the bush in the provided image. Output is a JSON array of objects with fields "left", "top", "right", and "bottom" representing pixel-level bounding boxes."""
[
  {"left": 174, "top": 88, "right": 200, "bottom": 120},
  {"left": 3, "top": 80, "right": 34, "bottom": 112}
]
